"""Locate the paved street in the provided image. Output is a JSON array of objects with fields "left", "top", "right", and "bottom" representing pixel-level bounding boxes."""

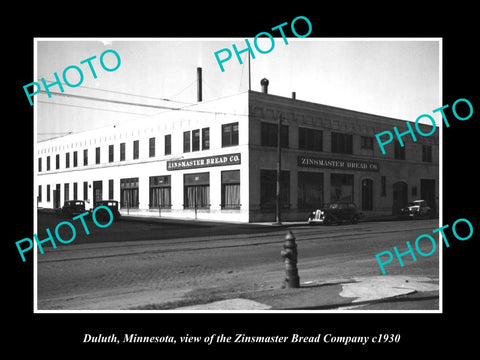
[{"left": 36, "top": 213, "right": 440, "bottom": 310}]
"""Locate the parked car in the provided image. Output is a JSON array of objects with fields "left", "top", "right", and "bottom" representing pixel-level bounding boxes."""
[
  {"left": 57, "top": 200, "right": 86, "bottom": 218},
  {"left": 93, "top": 200, "right": 121, "bottom": 221},
  {"left": 399, "top": 200, "right": 432, "bottom": 219},
  {"left": 308, "top": 201, "right": 361, "bottom": 225}
]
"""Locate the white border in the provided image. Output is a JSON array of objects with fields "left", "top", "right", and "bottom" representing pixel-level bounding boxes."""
[{"left": 33, "top": 37, "right": 443, "bottom": 314}]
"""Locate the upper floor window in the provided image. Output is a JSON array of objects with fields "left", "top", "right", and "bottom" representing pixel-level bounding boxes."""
[
  {"left": 133, "top": 140, "right": 139, "bottom": 159},
  {"left": 261, "top": 122, "right": 288, "bottom": 148},
  {"left": 222, "top": 122, "right": 239, "bottom": 147},
  {"left": 165, "top": 134, "right": 171, "bottom": 155},
  {"left": 331, "top": 132, "right": 353, "bottom": 154},
  {"left": 299, "top": 127, "right": 322, "bottom": 151},
  {"left": 422, "top": 144, "right": 432, "bottom": 162},
  {"left": 149, "top": 137, "right": 155, "bottom": 157},
  {"left": 360, "top": 136, "right": 374, "bottom": 150},
  {"left": 394, "top": 141, "right": 405, "bottom": 160}
]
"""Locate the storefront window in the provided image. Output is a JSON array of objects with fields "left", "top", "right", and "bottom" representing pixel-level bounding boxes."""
[
  {"left": 149, "top": 175, "right": 172, "bottom": 209},
  {"left": 260, "top": 170, "right": 290, "bottom": 208},
  {"left": 298, "top": 171, "right": 323, "bottom": 208},
  {"left": 221, "top": 170, "right": 240, "bottom": 209},
  {"left": 184, "top": 172, "right": 210, "bottom": 209},
  {"left": 330, "top": 174, "right": 354, "bottom": 202},
  {"left": 120, "top": 177, "right": 139, "bottom": 209}
]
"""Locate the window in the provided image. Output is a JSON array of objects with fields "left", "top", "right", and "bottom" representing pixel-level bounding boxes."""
[
  {"left": 394, "top": 141, "right": 405, "bottom": 160},
  {"left": 183, "top": 131, "right": 191, "bottom": 153},
  {"left": 298, "top": 172, "right": 324, "bottom": 208},
  {"left": 83, "top": 181, "right": 88, "bottom": 201},
  {"left": 109, "top": 145, "right": 114, "bottom": 163},
  {"left": 331, "top": 132, "right": 353, "bottom": 154},
  {"left": 120, "top": 143, "right": 125, "bottom": 161},
  {"left": 221, "top": 170, "right": 240, "bottom": 209},
  {"left": 109, "top": 179, "right": 114, "bottom": 200},
  {"left": 202, "top": 128, "right": 210, "bottom": 150},
  {"left": 73, "top": 182, "right": 78, "bottom": 200},
  {"left": 165, "top": 134, "right": 171, "bottom": 155},
  {"left": 184, "top": 172, "right": 210, "bottom": 209},
  {"left": 361, "top": 136, "right": 374, "bottom": 149},
  {"left": 83, "top": 149, "right": 88, "bottom": 166},
  {"left": 260, "top": 170, "right": 290, "bottom": 208},
  {"left": 64, "top": 183, "right": 70, "bottom": 201},
  {"left": 149, "top": 137, "right": 155, "bottom": 157},
  {"left": 149, "top": 175, "right": 172, "bottom": 209},
  {"left": 73, "top": 151, "right": 78, "bottom": 167},
  {"left": 422, "top": 144, "right": 432, "bottom": 162},
  {"left": 56, "top": 154, "right": 60, "bottom": 169},
  {"left": 133, "top": 140, "right": 139, "bottom": 159},
  {"left": 65, "top": 153, "right": 70, "bottom": 168},
  {"left": 381, "top": 176, "right": 386, "bottom": 197},
  {"left": 95, "top": 147, "right": 100, "bottom": 164},
  {"left": 299, "top": 127, "right": 322, "bottom": 151},
  {"left": 331, "top": 174, "right": 354, "bottom": 202},
  {"left": 192, "top": 129, "right": 200, "bottom": 152},
  {"left": 47, "top": 184, "right": 50, "bottom": 202},
  {"left": 38, "top": 185, "right": 42, "bottom": 202},
  {"left": 38, "top": 158, "right": 42, "bottom": 172},
  {"left": 261, "top": 122, "right": 288, "bottom": 148},
  {"left": 222, "top": 122, "right": 239, "bottom": 147},
  {"left": 47, "top": 156, "right": 50, "bottom": 171},
  {"left": 120, "top": 177, "right": 139, "bottom": 209}
]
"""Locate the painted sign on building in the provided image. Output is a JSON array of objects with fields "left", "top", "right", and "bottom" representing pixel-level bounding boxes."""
[
  {"left": 298, "top": 156, "right": 379, "bottom": 172},
  {"left": 167, "top": 153, "right": 241, "bottom": 171}
]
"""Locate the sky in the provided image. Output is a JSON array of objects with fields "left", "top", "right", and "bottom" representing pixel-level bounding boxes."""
[{"left": 35, "top": 38, "right": 441, "bottom": 141}]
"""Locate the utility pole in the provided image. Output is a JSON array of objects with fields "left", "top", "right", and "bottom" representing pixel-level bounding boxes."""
[{"left": 275, "top": 113, "right": 284, "bottom": 225}]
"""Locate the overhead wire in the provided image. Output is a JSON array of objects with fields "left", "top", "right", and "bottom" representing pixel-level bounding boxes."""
[{"left": 39, "top": 79, "right": 194, "bottom": 105}]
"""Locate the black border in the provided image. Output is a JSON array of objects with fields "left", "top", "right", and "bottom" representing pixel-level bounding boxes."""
[{"left": 6, "top": 5, "right": 479, "bottom": 354}]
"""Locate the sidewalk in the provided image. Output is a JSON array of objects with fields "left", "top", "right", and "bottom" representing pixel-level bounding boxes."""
[{"left": 174, "top": 275, "right": 440, "bottom": 311}]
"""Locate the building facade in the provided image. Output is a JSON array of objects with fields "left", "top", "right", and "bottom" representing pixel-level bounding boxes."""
[{"left": 36, "top": 89, "right": 439, "bottom": 223}]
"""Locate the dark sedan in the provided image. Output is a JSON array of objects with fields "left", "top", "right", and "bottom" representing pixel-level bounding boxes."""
[{"left": 308, "top": 201, "right": 361, "bottom": 225}]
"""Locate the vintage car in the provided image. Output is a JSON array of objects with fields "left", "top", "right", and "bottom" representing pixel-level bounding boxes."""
[
  {"left": 399, "top": 200, "right": 432, "bottom": 219},
  {"left": 93, "top": 200, "right": 121, "bottom": 221},
  {"left": 308, "top": 201, "right": 361, "bottom": 225},
  {"left": 57, "top": 200, "right": 86, "bottom": 218}
]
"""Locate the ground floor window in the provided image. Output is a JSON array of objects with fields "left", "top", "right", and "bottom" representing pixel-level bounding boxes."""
[
  {"left": 330, "top": 173, "right": 354, "bottom": 202},
  {"left": 260, "top": 170, "right": 290, "bottom": 208},
  {"left": 120, "top": 177, "right": 139, "bottom": 209},
  {"left": 221, "top": 170, "right": 240, "bottom": 209},
  {"left": 298, "top": 171, "right": 323, "bottom": 208},
  {"left": 150, "top": 175, "right": 172, "bottom": 209},
  {"left": 184, "top": 172, "right": 210, "bottom": 209}
]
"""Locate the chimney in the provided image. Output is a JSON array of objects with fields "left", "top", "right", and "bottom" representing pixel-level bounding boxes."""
[
  {"left": 197, "top": 67, "right": 202, "bottom": 102},
  {"left": 292, "top": 91, "right": 296, "bottom": 100},
  {"left": 260, "top": 78, "right": 269, "bottom": 94}
]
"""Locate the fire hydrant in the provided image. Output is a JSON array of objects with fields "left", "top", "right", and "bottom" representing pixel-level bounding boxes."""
[{"left": 280, "top": 230, "right": 300, "bottom": 288}]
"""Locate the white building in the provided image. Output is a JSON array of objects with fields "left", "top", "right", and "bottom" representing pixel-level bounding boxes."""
[{"left": 36, "top": 80, "right": 439, "bottom": 223}]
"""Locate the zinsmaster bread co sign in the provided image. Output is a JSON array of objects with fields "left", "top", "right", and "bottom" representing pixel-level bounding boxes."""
[
  {"left": 167, "top": 153, "right": 241, "bottom": 171},
  {"left": 297, "top": 156, "right": 379, "bottom": 172}
]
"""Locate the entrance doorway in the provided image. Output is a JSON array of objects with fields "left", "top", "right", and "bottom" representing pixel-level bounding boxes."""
[
  {"left": 361, "top": 178, "right": 373, "bottom": 211},
  {"left": 392, "top": 181, "right": 408, "bottom": 215},
  {"left": 421, "top": 179, "right": 436, "bottom": 216},
  {"left": 53, "top": 184, "right": 61, "bottom": 208},
  {"left": 93, "top": 180, "right": 103, "bottom": 207}
]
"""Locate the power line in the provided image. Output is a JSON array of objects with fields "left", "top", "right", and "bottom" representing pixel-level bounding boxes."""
[
  {"left": 39, "top": 90, "right": 179, "bottom": 110},
  {"left": 37, "top": 100, "right": 150, "bottom": 116},
  {"left": 39, "top": 90, "right": 251, "bottom": 118},
  {"left": 40, "top": 79, "right": 193, "bottom": 105}
]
